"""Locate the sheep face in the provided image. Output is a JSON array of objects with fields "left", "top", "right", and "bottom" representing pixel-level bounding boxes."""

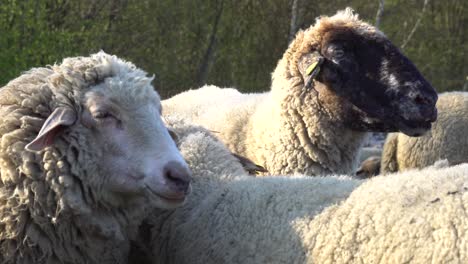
[
  {"left": 26, "top": 76, "right": 192, "bottom": 210},
  {"left": 297, "top": 10, "right": 438, "bottom": 137},
  {"left": 83, "top": 87, "right": 192, "bottom": 208}
]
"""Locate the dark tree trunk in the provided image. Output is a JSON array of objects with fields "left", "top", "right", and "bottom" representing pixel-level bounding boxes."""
[
  {"left": 288, "top": 0, "right": 299, "bottom": 43},
  {"left": 196, "top": 0, "right": 224, "bottom": 86},
  {"left": 402, "top": 0, "right": 430, "bottom": 49},
  {"left": 375, "top": 0, "right": 385, "bottom": 28}
]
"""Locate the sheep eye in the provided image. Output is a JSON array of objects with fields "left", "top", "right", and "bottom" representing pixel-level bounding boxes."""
[
  {"left": 327, "top": 45, "right": 345, "bottom": 58},
  {"left": 333, "top": 49, "right": 345, "bottom": 58},
  {"left": 93, "top": 111, "right": 114, "bottom": 119},
  {"left": 328, "top": 46, "right": 345, "bottom": 59}
]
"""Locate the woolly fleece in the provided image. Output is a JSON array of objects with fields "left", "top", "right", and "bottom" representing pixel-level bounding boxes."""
[{"left": 300, "top": 164, "right": 468, "bottom": 263}]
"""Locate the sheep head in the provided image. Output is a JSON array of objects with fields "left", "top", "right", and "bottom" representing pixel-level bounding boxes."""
[
  {"left": 294, "top": 8, "right": 438, "bottom": 137},
  {"left": 25, "top": 52, "right": 192, "bottom": 210}
]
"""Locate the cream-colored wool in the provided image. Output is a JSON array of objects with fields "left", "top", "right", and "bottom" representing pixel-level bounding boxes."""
[
  {"left": 149, "top": 125, "right": 468, "bottom": 263},
  {"left": 0, "top": 52, "right": 188, "bottom": 264},
  {"left": 299, "top": 164, "right": 468, "bottom": 263},
  {"left": 381, "top": 92, "right": 468, "bottom": 173}
]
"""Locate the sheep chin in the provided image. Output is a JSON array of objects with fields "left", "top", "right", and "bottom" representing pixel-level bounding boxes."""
[{"left": 144, "top": 184, "right": 188, "bottom": 209}]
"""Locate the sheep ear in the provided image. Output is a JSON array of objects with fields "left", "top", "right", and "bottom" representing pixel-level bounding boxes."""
[
  {"left": 26, "top": 107, "right": 77, "bottom": 152},
  {"left": 168, "top": 128, "right": 180, "bottom": 144},
  {"left": 299, "top": 52, "right": 324, "bottom": 89}
]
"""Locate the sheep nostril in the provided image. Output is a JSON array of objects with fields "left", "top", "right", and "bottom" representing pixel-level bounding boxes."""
[
  {"left": 413, "top": 94, "right": 428, "bottom": 105},
  {"left": 163, "top": 161, "right": 192, "bottom": 193},
  {"left": 412, "top": 91, "right": 437, "bottom": 107}
]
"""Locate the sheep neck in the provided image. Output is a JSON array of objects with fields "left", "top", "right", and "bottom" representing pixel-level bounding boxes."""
[
  {"left": 0, "top": 152, "right": 146, "bottom": 264},
  {"left": 247, "top": 69, "right": 368, "bottom": 176}
]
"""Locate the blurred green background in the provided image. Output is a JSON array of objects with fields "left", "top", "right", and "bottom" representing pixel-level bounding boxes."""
[{"left": 0, "top": 0, "right": 466, "bottom": 98}]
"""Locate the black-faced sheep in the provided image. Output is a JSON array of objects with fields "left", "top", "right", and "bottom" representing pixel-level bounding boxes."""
[
  {"left": 162, "top": 8, "right": 438, "bottom": 176},
  {"left": 381, "top": 92, "right": 468, "bottom": 173},
  {"left": 0, "top": 52, "right": 191, "bottom": 264},
  {"left": 147, "top": 119, "right": 468, "bottom": 264}
]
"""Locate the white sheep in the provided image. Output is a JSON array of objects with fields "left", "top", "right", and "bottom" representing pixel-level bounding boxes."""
[
  {"left": 0, "top": 52, "right": 191, "bottom": 264},
  {"left": 147, "top": 122, "right": 468, "bottom": 263},
  {"left": 381, "top": 91, "right": 468, "bottom": 173},
  {"left": 163, "top": 8, "right": 438, "bottom": 176}
]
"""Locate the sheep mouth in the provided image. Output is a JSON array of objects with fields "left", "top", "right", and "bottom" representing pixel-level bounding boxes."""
[
  {"left": 395, "top": 118, "right": 432, "bottom": 137},
  {"left": 347, "top": 106, "right": 433, "bottom": 136},
  {"left": 144, "top": 184, "right": 187, "bottom": 204}
]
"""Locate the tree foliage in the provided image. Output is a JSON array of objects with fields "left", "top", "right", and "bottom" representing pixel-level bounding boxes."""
[{"left": 0, "top": 0, "right": 466, "bottom": 98}]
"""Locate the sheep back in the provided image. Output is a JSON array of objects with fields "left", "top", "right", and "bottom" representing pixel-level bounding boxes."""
[
  {"left": 302, "top": 164, "right": 468, "bottom": 263},
  {"left": 150, "top": 174, "right": 361, "bottom": 263}
]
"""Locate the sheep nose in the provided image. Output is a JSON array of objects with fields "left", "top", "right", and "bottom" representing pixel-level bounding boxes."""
[
  {"left": 411, "top": 93, "right": 434, "bottom": 107},
  {"left": 410, "top": 92, "right": 438, "bottom": 122},
  {"left": 163, "top": 161, "right": 192, "bottom": 193}
]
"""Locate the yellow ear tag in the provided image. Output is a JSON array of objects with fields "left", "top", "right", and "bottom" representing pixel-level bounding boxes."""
[
  {"left": 304, "top": 57, "right": 324, "bottom": 89},
  {"left": 306, "top": 60, "right": 319, "bottom": 76}
]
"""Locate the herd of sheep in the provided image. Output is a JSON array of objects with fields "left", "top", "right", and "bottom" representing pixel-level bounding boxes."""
[{"left": 0, "top": 7, "right": 466, "bottom": 264}]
